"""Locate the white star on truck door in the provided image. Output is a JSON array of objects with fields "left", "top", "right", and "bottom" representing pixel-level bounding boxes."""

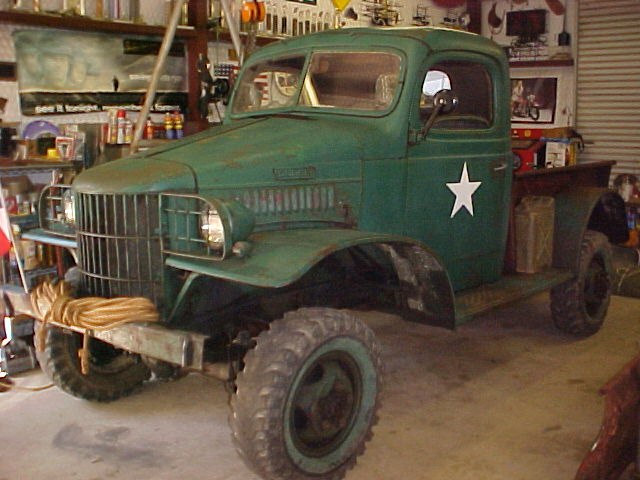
[{"left": 446, "top": 162, "right": 482, "bottom": 218}]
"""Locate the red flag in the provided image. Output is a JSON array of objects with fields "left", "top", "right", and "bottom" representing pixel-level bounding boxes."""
[
  {"left": 0, "top": 227, "right": 9, "bottom": 257},
  {"left": 0, "top": 205, "right": 11, "bottom": 257}
]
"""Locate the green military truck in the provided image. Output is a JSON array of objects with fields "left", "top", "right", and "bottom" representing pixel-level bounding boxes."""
[{"left": 3, "top": 26, "right": 628, "bottom": 480}]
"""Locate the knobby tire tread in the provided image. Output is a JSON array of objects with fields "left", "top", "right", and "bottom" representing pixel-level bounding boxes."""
[
  {"left": 550, "top": 230, "right": 612, "bottom": 336},
  {"left": 36, "top": 324, "right": 150, "bottom": 402},
  {"left": 229, "top": 307, "right": 383, "bottom": 480}
]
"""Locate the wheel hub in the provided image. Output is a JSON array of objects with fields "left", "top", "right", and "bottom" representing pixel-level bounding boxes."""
[{"left": 291, "top": 356, "right": 359, "bottom": 455}]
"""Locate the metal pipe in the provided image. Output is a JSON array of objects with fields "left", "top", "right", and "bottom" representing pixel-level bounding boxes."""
[
  {"left": 220, "top": 0, "right": 244, "bottom": 64},
  {"left": 201, "top": 362, "right": 231, "bottom": 381},
  {"left": 130, "top": 0, "right": 187, "bottom": 154}
]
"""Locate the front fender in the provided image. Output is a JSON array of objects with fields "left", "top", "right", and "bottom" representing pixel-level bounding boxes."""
[
  {"left": 165, "top": 228, "right": 456, "bottom": 328},
  {"left": 166, "top": 228, "right": 420, "bottom": 288}
]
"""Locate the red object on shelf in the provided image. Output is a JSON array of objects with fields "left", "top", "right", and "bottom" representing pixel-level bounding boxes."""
[
  {"left": 512, "top": 139, "right": 544, "bottom": 172},
  {"left": 512, "top": 128, "right": 546, "bottom": 140}
]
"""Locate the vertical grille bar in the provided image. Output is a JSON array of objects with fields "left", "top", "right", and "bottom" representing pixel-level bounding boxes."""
[
  {"left": 145, "top": 195, "right": 154, "bottom": 298},
  {"left": 113, "top": 195, "right": 122, "bottom": 296},
  {"left": 134, "top": 194, "right": 142, "bottom": 295}
]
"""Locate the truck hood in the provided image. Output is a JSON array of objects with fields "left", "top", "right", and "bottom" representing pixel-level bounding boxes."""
[
  {"left": 73, "top": 115, "right": 400, "bottom": 194},
  {"left": 73, "top": 156, "right": 197, "bottom": 194}
]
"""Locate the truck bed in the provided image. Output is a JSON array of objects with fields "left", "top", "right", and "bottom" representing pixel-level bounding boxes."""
[{"left": 504, "top": 160, "right": 615, "bottom": 273}]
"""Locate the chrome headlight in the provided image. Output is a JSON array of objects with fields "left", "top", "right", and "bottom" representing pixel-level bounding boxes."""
[
  {"left": 161, "top": 193, "right": 256, "bottom": 260},
  {"left": 62, "top": 189, "right": 76, "bottom": 224},
  {"left": 200, "top": 208, "right": 225, "bottom": 250}
]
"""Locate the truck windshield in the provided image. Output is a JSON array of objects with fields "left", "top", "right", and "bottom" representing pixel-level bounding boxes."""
[{"left": 232, "top": 51, "right": 402, "bottom": 115}]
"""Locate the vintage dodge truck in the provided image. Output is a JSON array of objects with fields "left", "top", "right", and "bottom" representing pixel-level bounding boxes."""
[{"left": 2, "top": 26, "right": 628, "bottom": 480}]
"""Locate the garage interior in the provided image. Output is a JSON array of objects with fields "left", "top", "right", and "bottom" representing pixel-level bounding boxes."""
[{"left": 1, "top": 1, "right": 640, "bottom": 480}]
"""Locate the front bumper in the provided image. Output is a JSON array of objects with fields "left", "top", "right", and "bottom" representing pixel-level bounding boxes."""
[{"left": 0, "top": 284, "right": 208, "bottom": 370}]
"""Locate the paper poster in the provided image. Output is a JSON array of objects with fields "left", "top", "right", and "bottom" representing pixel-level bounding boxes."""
[{"left": 13, "top": 30, "right": 189, "bottom": 115}]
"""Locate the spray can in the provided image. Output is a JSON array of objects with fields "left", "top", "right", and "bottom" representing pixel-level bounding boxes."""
[
  {"left": 164, "top": 112, "right": 175, "bottom": 139},
  {"left": 108, "top": 109, "right": 118, "bottom": 144},
  {"left": 116, "top": 109, "right": 126, "bottom": 144},
  {"left": 145, "top": 119, "right": 154, "bottom": 139},
  {"left": 173, "top": 111, "right": 183, "bottom": 139},
  {"left": 124, "top": 119, "right": 133, "bottom": 144}
]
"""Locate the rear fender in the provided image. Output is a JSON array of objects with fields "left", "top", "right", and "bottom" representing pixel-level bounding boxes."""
[
  {"left": 554, "top": 188, "right": 627, "bottom": 271},
  {"left": 165, "top": 229, "right": 456, "bottom": 328}
]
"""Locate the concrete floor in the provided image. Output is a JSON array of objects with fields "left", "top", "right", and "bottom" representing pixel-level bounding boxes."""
[{"left": 2, "top": 293, "right": 640, "bottom": 480}]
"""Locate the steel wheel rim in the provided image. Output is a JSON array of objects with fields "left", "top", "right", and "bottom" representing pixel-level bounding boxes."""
[{"left": 288, "top": 352, "right": 362, "bottom": 459}]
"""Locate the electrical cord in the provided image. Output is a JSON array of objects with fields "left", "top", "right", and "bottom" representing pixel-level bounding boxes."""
[{"left": 0, "top": 374, "right": 53, "bottom": 392}]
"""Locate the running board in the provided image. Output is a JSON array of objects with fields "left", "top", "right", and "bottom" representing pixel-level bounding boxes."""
[{"left": 454, "top": 269, "right": 574, "bottom": 326}]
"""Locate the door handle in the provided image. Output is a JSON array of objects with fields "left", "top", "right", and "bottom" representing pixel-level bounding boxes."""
[{"left": 493, "top": 162, "right": 507, "bottom": 172}]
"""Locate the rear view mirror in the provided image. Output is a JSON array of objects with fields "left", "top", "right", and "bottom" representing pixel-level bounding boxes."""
[
  {"left": 419, "top": 89, "right": 459, "bottom": 138},
  {"left": 433, "top": 89, "right": 458, "bottom": 114}
]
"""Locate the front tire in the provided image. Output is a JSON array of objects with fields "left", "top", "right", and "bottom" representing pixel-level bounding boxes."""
[
  {"left": 230, "top": 308, "right": 383, "bottom": 480},
  {"left": 35, "top": 323, "right": 150, "bottom": 402},
  {"left": 550, "top": 230, "right": 612, "bottom": 336}
]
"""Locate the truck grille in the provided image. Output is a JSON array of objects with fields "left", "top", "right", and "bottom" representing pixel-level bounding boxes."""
[
  {"left": 76, "top": 193, "right": 162, "bottom": 305},
  {"left": 239, "top": 185, "right": 336, "bottom": 216}
]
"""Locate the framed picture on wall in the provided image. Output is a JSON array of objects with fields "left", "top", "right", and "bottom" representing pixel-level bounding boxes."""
[{"left": 511, "top": 77, "right": 557, "bottom": 123}]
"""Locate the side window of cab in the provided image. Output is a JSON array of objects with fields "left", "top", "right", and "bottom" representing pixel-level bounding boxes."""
[{"left": 420, "top": 61, "right": 493, "bottom": 130}]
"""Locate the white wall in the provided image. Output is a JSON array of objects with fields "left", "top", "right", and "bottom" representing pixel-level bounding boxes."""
[{"left": 480, "top": 0, "right": 578, "bottom": 129}]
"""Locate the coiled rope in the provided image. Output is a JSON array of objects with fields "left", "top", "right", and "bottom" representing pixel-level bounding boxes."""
[
  {"left": 31, "top": 280, "right": 159, "bottom": 332},
  {"left": 30, "top": 280, "right": 160, "bottom": 374}
]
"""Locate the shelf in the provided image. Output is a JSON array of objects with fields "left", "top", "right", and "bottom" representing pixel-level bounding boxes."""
[
  {"left": 0, "top": 162, "right": 78, "bottom": 176},
  {"left": 208, "top": 28, "right": 281, "bottom": 47},
  {"left": 0, "top": 10, "right": 197, "bottom": 38},
  {"left": 8, "top": 214, "right": 37, "bottom": 227},
  {"left": 509, "top": 59, "right": 574, "bottom": 68},
  {"left": 0, "top": 4, "right": 215, "bottom": 123}
]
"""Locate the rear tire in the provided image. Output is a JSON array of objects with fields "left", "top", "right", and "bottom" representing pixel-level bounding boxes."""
[
  {"left": 550, "top": 230, "right": 612, "bottom": 336},
  {"left": 35, "top": 323, "right": 150, "bottom": 402},
  {"left": 230, "top": 308, "right": 383, "bottom": 480}
]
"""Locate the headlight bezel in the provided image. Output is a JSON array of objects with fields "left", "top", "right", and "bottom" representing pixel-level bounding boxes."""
[{"left": 160, "top": 193, "right": 255, "bottom": 261}]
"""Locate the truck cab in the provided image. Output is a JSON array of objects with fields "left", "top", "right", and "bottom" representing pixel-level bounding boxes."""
[{"left": 2, "top": 27, "right": 627, "bottom": 480}]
